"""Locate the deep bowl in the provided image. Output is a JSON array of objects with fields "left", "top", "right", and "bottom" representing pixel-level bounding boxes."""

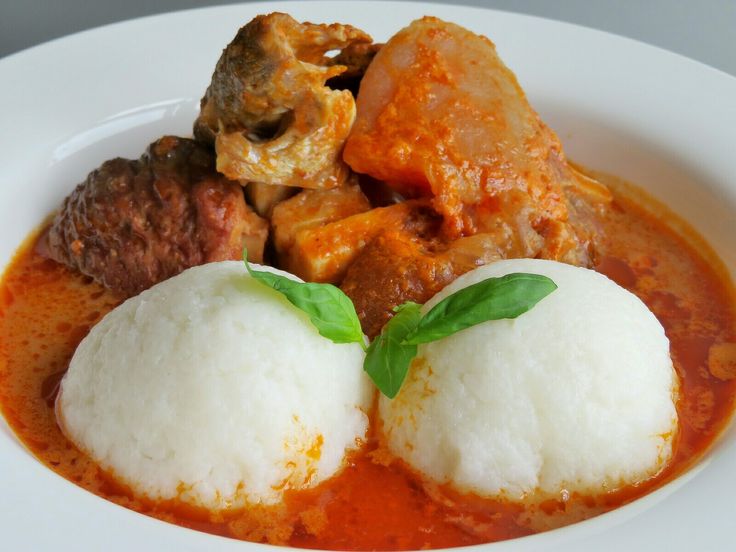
[{"left": 1, "top": 2, "right": 735, "bottom": 550}]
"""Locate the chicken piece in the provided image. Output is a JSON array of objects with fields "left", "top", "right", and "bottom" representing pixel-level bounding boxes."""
[
  {"left": 344, "top": 17, "right": 596, "bottom": 265},
  {"left": 194, "top": 13, "right": 372, "bottom": 189},
  {"left": 47, "top": 136, "right": 268, "bottom": 297},
  {"left": 273, "top": 198, "right": 439, "bottom": 283}
]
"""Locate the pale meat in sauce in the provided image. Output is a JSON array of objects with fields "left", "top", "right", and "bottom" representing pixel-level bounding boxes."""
[{"left": 344, "top": 16, "right": 597, "bottom": 267}]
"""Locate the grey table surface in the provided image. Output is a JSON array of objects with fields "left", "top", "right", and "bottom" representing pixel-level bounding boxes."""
[{"left": 1, "top": 0, "right": 735, "bottom": 76}]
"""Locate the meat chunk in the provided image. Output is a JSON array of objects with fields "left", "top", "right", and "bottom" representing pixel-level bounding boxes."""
[
  {"left": 273, "top": 197, "right": 437, "bottom": 284},
  {"left": 340, "top": 168, "right": 611, "bottom": 336},
  {"left": 344, "top": 17, "right": 597, "bottom": 265},
  {"left": 47, "top": 136, "right": 268, "bottom": 296},
  {"left": 194, "top": 13, "right": 372, "bottom": 189},
  {"left": 271, "top": 181, "right": 371, "bottom": 263},
  {"left": 341, "top": 231, "right": 510, "bottom": 338},
  {"left": 341, "top": 231, "right": 455, "bottom": 338}
]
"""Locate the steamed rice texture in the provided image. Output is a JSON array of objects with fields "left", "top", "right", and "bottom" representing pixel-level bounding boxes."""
[
  {"left": 57, "top": 261, "right": 372, "bottom": 510},
  {"left": 379, "top": 259, "right": 678, "bottom": 501}
]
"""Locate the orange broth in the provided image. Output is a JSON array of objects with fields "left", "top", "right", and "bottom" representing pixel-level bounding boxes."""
[{"left": 0, "top": 172, "right": 735, "bottom": 549}]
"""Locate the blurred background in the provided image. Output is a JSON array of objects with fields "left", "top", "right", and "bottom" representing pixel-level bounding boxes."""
[{"left": 1, "top": 0, "right": 734, "bottom": 76}]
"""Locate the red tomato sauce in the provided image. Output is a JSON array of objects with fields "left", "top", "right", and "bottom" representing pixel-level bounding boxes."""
[{"left": 0, "top": 172, "right": 735, "bottom": 549}]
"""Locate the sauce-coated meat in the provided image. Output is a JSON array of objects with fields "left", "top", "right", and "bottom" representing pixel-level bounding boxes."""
[
  {"left": 338, "top": 17, "right": 616, "bottom": 331},
  {"left": 341, "top": 230, "right": 455, "bottom": 338},
  {"left": 194, "top": 13, "right": 372, "bottom": 189},
  {"left": 47, "top": 136, "right": 268, "bottom": 296},
  {"left": 344, "top": 17, "right": 594, "bottom": 266}
]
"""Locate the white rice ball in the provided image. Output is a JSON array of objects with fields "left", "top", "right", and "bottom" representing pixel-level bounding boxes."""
[
  {"left": 57, "top": 261, "right": 372, "bottom": 510},
  {"left": 380, "top": 259, "right": 678, "bottom": 500}
]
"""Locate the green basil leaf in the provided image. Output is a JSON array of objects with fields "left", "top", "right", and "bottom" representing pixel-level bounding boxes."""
[
  {"left": 404, "top": 273, "right": 556, "bottom": 345},
  {"left": 363, "top": 302, "right": 422, "bottom": 399},
  {"left": 243, "top": 250, "right": 365, "bottom": 348}
]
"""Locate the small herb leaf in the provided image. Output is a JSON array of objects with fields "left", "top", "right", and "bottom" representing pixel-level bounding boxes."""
[
  {"left": 243, "top": 250, "right": 365, "bottom": 348},
  {"left": 404, "top": 273, "right": 556, "bottom": 345},
  {"left": 363, "top": 302, "right": 422, "bottom": 399},
  {"left": 243, "top": 247, "right": 555, "bottom": 400}
]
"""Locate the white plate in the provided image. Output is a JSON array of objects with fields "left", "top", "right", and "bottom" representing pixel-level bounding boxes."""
[{"left": 1, "top": 2, "right": 735, "bottom": 550}]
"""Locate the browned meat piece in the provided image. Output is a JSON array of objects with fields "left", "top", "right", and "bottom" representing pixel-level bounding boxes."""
[
  {"left": 340, "top": 176, "right": 611, "bottom": 337},
  {"left": 47, "top": 136, "right": 268, "bottom": 296},
  {"left": 341, "top": 230, "right": 454, "bottom": 338},
  {"left": 194, "top": 13, "right": 372, "bottom": 189},
  {"left": 341, "top": 228, "right": 512, "bottom": 338}
]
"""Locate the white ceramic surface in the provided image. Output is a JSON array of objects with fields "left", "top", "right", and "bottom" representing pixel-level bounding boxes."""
[{"left": 1, "top": 2, "right": 734, "bottom": 550}]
